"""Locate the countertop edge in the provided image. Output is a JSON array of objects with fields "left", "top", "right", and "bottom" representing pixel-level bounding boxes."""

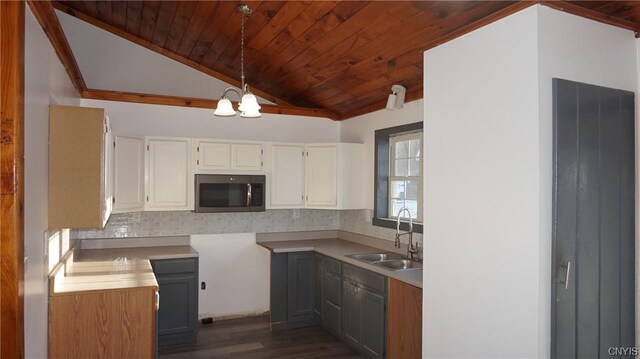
[{"left": 258, "top": 238, "right": 422, "bottom": 289}]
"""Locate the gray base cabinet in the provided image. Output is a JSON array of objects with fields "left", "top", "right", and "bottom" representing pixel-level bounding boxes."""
[
  {"left": 342, "top": 263, "right": 387, "bottom": 359},
  {"left": 270, "top": 252, "right": 317, "bottom": 330},
  {"left": 270, "top": 252, "right": 387, "bottom": 358},
  {"left": 151, "top": 258, "right": 199, "bottom": 346}
]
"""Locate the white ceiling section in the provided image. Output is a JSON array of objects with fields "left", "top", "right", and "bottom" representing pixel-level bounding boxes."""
[{"left": 55, "top": 10, "right": 273, "bottom": 104}]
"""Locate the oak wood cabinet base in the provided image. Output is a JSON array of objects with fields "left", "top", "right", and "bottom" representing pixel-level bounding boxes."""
[
  {"left": 387, "top": 278, "right": 422, "bottom": 358},
  {"left": 49, "top": 287, "right": 156, "bottom": 358}
]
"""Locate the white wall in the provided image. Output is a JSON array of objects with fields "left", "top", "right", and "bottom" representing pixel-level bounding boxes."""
[
  {"left": 423, "top": 5, "right": 638, "bottom": 358},
  {"left": 56, "top": 10, "right": 272, "bottom": 104},
  {"left": 536, "top": 7, "right": 637, "bottom": 356},
  {"left": 80, "top": 99, "right": 340, "bottom": 143},
  {"left": 24, "top": 8, "right": 80, "bottom": 359},
  {"left": 340, "top": 100, "right": 423, "bottom": 209},
  {"left": 423, "top": 7, "right": 541, "bottom": 358},
  {"left": 190, "top": 234, "right": 270, "bottom": 319}
]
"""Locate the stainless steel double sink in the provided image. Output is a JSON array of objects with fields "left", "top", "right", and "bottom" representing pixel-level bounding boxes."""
[{"left": 347, "top": 252, "right": 422, "bottom": 271}]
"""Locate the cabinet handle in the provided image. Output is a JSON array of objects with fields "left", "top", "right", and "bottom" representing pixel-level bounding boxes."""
[
  {"left": 155, "top": 291, "right": 160, "bottom": 311},
  {"left": 558, "top": 261, "right": 571, "bottom": 290},
  {"left": 247, "top": 184, "right": 252, "bottom": 207}
]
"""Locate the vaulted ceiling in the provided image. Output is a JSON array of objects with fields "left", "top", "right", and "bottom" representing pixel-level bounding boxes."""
[{"left": 35, "top": 1, "right": 640, "bottom": 120}]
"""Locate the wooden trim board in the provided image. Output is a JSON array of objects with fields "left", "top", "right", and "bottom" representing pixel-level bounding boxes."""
[
  {"left": 0, "top": 1, "right": 26, "bottom": 357},
  {"left": 82, "top": 89, "right": 339, "bottom": 120},
  {"left": 27, "top": 0, "right": 86, "bottom": 94}
]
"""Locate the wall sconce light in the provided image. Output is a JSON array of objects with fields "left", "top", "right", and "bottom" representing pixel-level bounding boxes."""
[{"left": 386, "top": 84, "right": 406, "bottom": 111}]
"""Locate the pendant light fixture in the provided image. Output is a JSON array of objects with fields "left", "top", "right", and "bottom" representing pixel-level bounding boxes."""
[{"left": 214, "top": 4, "right": 261, "bottom": 118}]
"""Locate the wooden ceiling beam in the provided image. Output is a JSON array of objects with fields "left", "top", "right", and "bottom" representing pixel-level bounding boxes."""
[
  {"left": 540, "top": 1, "right": 640, "bottom": 36},
  {"left": 51, "top": 1, "right": 296, "bottom": 107},
  {"left": 81, "top": 89, "right": 339, "bottom": 121},
  {"left": 27, "top": 0, "right": 86, "bottom": 95}
]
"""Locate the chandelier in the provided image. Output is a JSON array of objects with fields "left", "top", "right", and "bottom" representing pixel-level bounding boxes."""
[{"left": 214, "top": 4, "right": 261, "bottom": 118}]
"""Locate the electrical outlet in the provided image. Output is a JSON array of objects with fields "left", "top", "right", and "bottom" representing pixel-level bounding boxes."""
[
  {"left": 201, "top": 282, "right": 206, "bottom": 290},
  {"left": 292, "top": 209, "right": 300, "bottom": 219}
]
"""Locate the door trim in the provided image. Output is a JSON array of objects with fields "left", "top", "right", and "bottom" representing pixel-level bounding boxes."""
[{"left": 0, "top": 1, "right": 25, "bottom": 357}]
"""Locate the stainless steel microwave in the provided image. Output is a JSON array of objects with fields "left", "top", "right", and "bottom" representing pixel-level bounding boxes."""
[{"left": 194, "top": 174, "right": 265, "bottom": 213}]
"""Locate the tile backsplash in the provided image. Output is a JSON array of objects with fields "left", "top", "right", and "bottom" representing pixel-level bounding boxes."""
[
  {"left": 73, "top": 209, "right": 340, "bottom": 239},
  {"left": 74, "top": 209, "right": 423, "bottom": 246},
  {"left": 339, "top": 210, "right": 423, "bottom": 245}
]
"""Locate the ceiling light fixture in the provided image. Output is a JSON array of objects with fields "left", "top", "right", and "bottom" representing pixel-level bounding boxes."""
[
  {"left": 214, "top": 4, "right": 261, "bottom": 118},
  {"left": 386, "top": 84, "right": 406, "bottom": 111}
]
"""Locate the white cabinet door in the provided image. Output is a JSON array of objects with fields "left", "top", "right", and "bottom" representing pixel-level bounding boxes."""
[
  {"left": 270, "top": 145, "right": 304, "bottom": 207},
  {"left": 231, "top": 144, "right": 263, "bottom": 171},
  {"left": 146, "top": 137, "right": 192, "bottom": 211},
  {"left": 113, "top": 135, "right": 145, "bottom": 212},
  {"left": 102, "top": 116, "right": 113, "bottom": 223},
  {"left": 196, "top": 141, "right": 231, "bottom": 171},
  {"left": 305, "top": 145, "right": 337, "bottom": 207}
]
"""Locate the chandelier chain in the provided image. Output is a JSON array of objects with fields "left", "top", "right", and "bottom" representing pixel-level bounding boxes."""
[{"left": 240, "top": 8, "right": 245, "bottom": 91}]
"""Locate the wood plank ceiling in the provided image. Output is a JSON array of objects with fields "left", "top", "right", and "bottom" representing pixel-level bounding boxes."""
[{"left": 51, "top": 1, "right": 640, "bottom": 120}]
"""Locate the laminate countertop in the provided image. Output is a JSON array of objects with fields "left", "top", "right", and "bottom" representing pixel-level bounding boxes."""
[
  {"left": 50, "top": 245, "right": 198, "bottom": 296},
  {"left": 257, "top": 238, "right": 422, "bottom": 289}
]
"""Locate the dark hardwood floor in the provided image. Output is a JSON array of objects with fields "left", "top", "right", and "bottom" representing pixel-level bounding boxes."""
[{"left": 159, "top": 315, "right": 363, "bottom": 359}]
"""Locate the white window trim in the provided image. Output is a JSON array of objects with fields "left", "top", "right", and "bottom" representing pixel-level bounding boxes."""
[{"left": 388, "top": 131, "right": 423, "bottom": 222}]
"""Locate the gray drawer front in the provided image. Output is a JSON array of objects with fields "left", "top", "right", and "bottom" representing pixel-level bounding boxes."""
[
  {"left": 324, "top": 256, "right": 342, "bottom": 276},
  {"left": 324, "top": 272, "right": 341, "bottom": 306},
  {"left": 323, "top": 300, "right": 341, "bottom": 337},
  {"left": 152, "top": 258, "right": 197, "bottom": 275},
  {"left": 343, "top": 263, "right": 386, "bottom": 293}
]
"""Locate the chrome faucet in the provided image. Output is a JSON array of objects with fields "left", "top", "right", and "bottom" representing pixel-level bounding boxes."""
[{"left": 395, "top": 207, "right": 419, "bottom": 261}]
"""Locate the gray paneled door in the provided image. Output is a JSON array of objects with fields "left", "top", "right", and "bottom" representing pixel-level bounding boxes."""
[{"left": 552, "top": 78, "right": 635, "bottom": 359}]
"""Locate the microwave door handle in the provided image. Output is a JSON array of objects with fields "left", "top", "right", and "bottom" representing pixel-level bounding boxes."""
[{"left": 247, "top": 183, "right": 252, "bottom": 207}]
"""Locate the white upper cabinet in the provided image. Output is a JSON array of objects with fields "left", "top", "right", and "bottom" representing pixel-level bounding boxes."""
[
  {"left": 48, "top": 105, "right": 112, "bottom": 229},
  {"left": 146, "top": 137, "right": 192, "bottom": 211},
  {"left": 304, "top": 143, "right": 365, "bottom": 209},
  {"left": 194, "top": 139, "right": 263, "bottom": 173},
  {"left": 231, "top": 143, "right": 263, "bottom": 171},
  {"left": 196, "top": 141, "right": 231, "bottom": 171},
  {"left": 103, "top": 117, "right": 114, "bottom": 219},
  {"left": 113, "top": 135, "right": 145, "bottom": 213},
  {"left": 305, "top": 145, "right": 338, "bottom": 207},
  {"left": 269, "top": 144, "right": 305, "bottom": 208}
]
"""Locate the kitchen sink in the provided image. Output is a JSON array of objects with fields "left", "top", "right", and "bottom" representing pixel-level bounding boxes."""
[
  {"left": 347, "top": 253, "right": 422, "bottom": 271},
  {"left": 347, "top": 252, "right": 405, "bottom": 262},
  {"left": 376, "top": 260, "right": 422, "bottom": 271}
]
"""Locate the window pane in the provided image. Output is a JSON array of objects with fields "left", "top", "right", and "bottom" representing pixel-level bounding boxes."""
[
  {"left": 409, "top": 139, "right": 421, "bottom": 157},
  {"left": 405, "top": 200, "right": 418, "bottom": 219},
  {"left": 406, "top": 180, "right": 418, "bottom": 198},
  {"left": 395, "top": 159, "right": 408, "bottom": 177},
  {"left": 395, "top": 140, "right": 409, "bottom": 158},
  {"left": 390, "top": 199, "right": 405, "bottom": 217},
  {"left": 408, "top": 158, "right": 421, "bottom": 176},
  {"left": 391, "top": 180, "right": 406, "bottom": 199}
]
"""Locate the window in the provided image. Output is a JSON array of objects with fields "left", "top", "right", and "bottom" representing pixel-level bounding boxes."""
[
  {"left": 388, "top": 132, "right": 422, "bottom": 221},
  {"left": 373, "top": 122, "right": 423, "bottom": 233}
]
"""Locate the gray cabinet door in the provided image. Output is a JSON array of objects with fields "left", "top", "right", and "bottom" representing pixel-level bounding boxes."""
[
  {"left": 156, "top": 274, "right": 198, "bottom": 337},
  {"left": 342, "top": 280, "right": 362, "bottom": 348},
  {"left": 313, "top": 254, "right": 323, "bottom": 320},
  {"left": 362, "top": 289, "right": 386, "bottom": 359},
  {"left": 152, "top": 258, "right": 199, "bottom": 346},
  {"left": 287, "top": 252, "right": 315, "bottom": 321}
]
